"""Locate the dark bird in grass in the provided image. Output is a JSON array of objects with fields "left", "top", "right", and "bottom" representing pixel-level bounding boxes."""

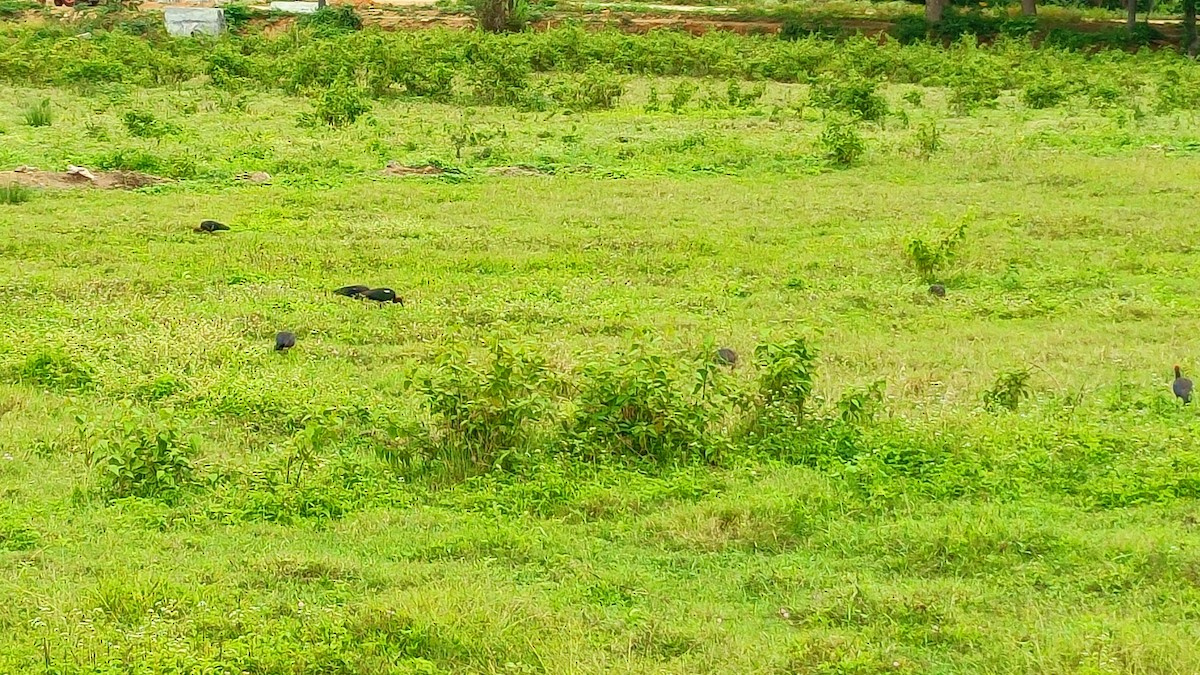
[
  {"left": 333, "top": 285, "right": 371, "bottom": 298},
  {"left": 1174, "top": 365, "right": 1192, "bottom": 404},
  {"left": 928, "top": 284, "right": 947, "bottom": 298},
  {"left": 363, "top": 288, "right": 404, "bottom": 305},
  {"left": 275, "top": 331, "right": 296, "bottom": 352},
  {"left": 194, "top": 219, "right": 230, "bottom": 234},
  {"left": 715, "top": 347, "right": 738, "bottom": 367}
]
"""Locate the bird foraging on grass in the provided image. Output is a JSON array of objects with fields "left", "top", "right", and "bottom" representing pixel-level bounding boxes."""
[
  {"left": 275, "top": 331, "right": 296, "bottom": 352},
  {"left": 715, "top": 347, "right": 738, "bottom": 367},
  {"left": 333, "top": 285, "right": 371, "bottom": 298},
  {"left": 195, "top": 220, "right": 230, "bottom": 234},
  {"left": 1174, "top": 365, "right": 1192, "bottom": 404},
  {"left": 364, "top": 288, "right": 404, "bottom": 305}
]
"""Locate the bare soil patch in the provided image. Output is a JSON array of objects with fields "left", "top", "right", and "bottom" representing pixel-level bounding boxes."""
[{"left": 0, "top": 166, "right": 168, "bottom": 189}]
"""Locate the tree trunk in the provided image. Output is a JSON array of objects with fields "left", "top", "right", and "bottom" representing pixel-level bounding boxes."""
[
  {"left": 1185, "top": 0, "right": 1198, "bottom": 56},
  {"left": 1127, "top": 0, "right": 1137, "bottom": 31},
  {"left": 1021, "top": 0, "right": 1036, "bottom": 16},
  {"left": 925, "top": 0, "right": 944, "bottom": 23}
]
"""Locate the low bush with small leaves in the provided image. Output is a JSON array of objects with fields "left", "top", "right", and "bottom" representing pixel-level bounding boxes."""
[{"left": 818, "top": 117, "right": 866, "bottom": 168}]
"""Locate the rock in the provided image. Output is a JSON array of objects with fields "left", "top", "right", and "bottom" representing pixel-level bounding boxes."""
[
  {"left": 236, "top": 171, "right": 272, "bottom": 184},
  {"left": 66, "top": 165, "right": 97, "bottom": 182},
  {"left": 163, "top": 7, "right": 227, "bottom": 37},
  {"left": 269, "top": 1, "right": 320, "bottom": 13}
]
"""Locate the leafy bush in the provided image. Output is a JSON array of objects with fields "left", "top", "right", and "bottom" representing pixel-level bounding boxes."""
[
  {"left": 121, "top": 109, "right": 179, "bottom": 138},
  {"left": 544, "top": 65, "right": 625, "bottom": 111},
  {"left": 818, "top": 117, "right": 865, "bottom": 168},
  {"left": 569, "top": 349, "right": 727, "bottom": 465},
  {"left": 80, "top": 408, "right": 197, "bottom": 500},
  {"left": 23, "top": 98, "right": 51, "bottom": 127},
  {"left": 810, "top": 73, "right": 888, "bottom": 121},
  {"left": 905, "top": 215, "right": 969, "bottom": 282},
  {"left": 1021, "top": 77, "right": 1069, "bottom": 110},
  {"left": 984, "top": 369, "right": 1032, "bottom": 412},
  {"left": 0, "top": 183, "right": 32, "bottom": 205},
  {"left": 302, "top": 78, "right": 371, "bottom": 127},
  {"left": 668, "top": 80, "right": 698, "bottom": 113},
  {"left": 298, "top": 5, "right": 362, "bottom": 35},
  {"left": 14, "top": 350, "right": 95, "bottom": 392},
  {"left": 419, "top": 343, "right": 550, "bottom": 478},
  {"left": 948, "top": 68, "right": 1003, "bottom": 115},
  {"left": 913, "top": 120, "right": 941, "bottom": 159},
  {"left": 752, "top": 337, "right": 818, "bottom": 421}
]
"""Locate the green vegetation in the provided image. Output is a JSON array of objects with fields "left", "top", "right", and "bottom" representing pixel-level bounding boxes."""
[{"left": 1, "top": 14, "right": 1200, "bottom": 674}]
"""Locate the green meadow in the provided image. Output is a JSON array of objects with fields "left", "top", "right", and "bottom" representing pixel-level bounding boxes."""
[{"left": 1, "top": 14, "right": 1200, "bottom": 674}]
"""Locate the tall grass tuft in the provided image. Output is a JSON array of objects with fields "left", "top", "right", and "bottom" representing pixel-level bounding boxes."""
[
  {"left": 0, "top": 183, "right": 32, "bottom": 205},
  {"left": 23, "top": 98, "right": 51, "bottom": 127}
]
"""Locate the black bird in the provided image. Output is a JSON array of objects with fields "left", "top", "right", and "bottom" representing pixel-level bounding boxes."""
[
  {"left": 195, "top": 219, "right": 230, "bottom": 233},
  {"left": 363, "top": 288, "right": 404, "bottom": 305},
  {"left": 715, "top": 347, "right": 738, "bottom": 367},
  {"left": 275, "top": 331, "right": 296, "bottom": 352},
  {"left": 333, "top": 285, "right": 371, "bottom": 298},
  {"left": 928, "top": 284, "right": 946, "bottom": 298},
  {"left": 1174, "top": 365, "right": 1192, "bottom": 404}
]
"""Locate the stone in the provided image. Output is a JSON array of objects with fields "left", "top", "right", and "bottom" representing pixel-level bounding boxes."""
[
  {"left": 163, "top": 7, "right": 227, "bottom": 37},
  {"left": 269, "top": 1, "right": 319, "bottom": 13}
]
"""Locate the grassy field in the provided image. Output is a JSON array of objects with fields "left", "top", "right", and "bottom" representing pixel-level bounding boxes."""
[{"left": 2, "top": 17, "right": 1200, "bottom": 674}]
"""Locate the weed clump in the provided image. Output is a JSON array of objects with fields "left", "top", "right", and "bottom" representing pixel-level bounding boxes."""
[
  {"left": 14, "top": 350, "right": 95, "bottom": 392},
  {"left": 301, "top": 78, "right": 371, "bottom": 127},
  {"left": 0, "top": 183, "right": 33, "bottom": 205},
  {"left": 78, "top": 408, "right": 197, "bottom": 500},
  {"left": 905, "top": 215, "right": 970, "bottom": 282},
  {"left": 984, "top": 369, "right": 1032, "bottom": 412},
  {"left": 818, "top": 117, "right": 865, "bottom": 168},
  {"left": 810, "top": 73, "right": 888, "bottom": 122},
  {"left": 23, "top": 98, "right": 51, "bottom": 127}
]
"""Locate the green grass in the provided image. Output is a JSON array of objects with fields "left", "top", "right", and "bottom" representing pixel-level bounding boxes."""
[{"left": 2, "top": 20, "right": 1200, "bottom": 674}]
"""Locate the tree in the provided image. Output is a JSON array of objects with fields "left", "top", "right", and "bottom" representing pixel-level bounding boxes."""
[
  {"left": 926, "top": 0, "right": 945, "bottom": 23},
  {"left": 1126, "top": 0, "right": 1137, "bottom": 32},
  {"left": 1021, "top": 0, "right": 1036, "bottom": 16},
  {"left": 1185, "top": 0, "right": 1198, "bottom": 56}
]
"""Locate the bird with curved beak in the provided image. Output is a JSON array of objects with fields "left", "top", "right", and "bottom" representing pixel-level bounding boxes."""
[
  {"left": 195, "top": 220, "right": 230, "bottom": 234},
  {"left": 364, "top": 288, "right": 404, "bottom": 305}
]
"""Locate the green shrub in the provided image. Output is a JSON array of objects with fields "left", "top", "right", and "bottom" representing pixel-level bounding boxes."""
[
  {"left": 818, "top": 117, "right": 865, "bottom": 168},
  {"left": 419, "top": 343, "right": 550, "bottom": 479},
  {"left": 948, "top": 68, "right": 1003, "bottom": 115},
  {"left": 668, "top": 80, "right": 698, "bottom": 113},
  {"left": 1021, "top": 77, "right": 1069, "bottom": 110},
  {"left": 15, "top": 350, "right": 95, "bottom": 392},
  {"left": 81, "top": 408, "right": 197, "bottom": 500},
  {"left": 810, "top": 73, "right": 888, "bottom": 121},
  {"left": 302, "top": 78, "right": 371, "bottom": 127},
  {"left": 23, "top": 98, "right": 51, "bottom": 127},
  {"left": 905, "top": 217, "right": 968, "bottom": 282},
  {"left": 472, "top": 0, "right": 530, "bottom": 32},
  {"left": 569, "top": 349, "right": 727, "bottom": 465},
  {"left": 121, "top": 109, "right": 179, "bottom": 138},
  {"left": 753, "top": 337, "right": 817, "bottom": 421},
  {"left": 984, "top": 369, "right": 1032, "bottom": 412},
  {"left": 298, "top": 5, "right": 362, "bottom": 35},
  {"left": 545, "top": 64, "right": 625, "bottom": 111},
  {"left": 0, "top": 183, "right": 32, "bottom": 205}
]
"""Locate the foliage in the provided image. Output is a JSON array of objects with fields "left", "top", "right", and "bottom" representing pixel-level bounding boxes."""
[
  {"left": 472, "top": 0, "right": 530, "bottom": 32},
  {"left": 905, "top": 215, "right": 970, "bottom": 282},
  {"left": 569, "top": 349, "right": 728, "bottom": 465},
  {"left": 301, "top": 78, "right": 371, "bottom": 127},
  {"left": 23, "top": 98, "right": 51, "bottom": 127},
  {"left": 297, "top": 5, "right": 363, "bottom": 35},
  {"left": 984, "top": 369, "right": 1033, "bottom": 412},
  {"left": 13, "top": 350, "right": 95, "bottom": 391},
  {"left": 810, "top": 73, "right": 888, "bottom": 121},
  {"left": 78, "top": 407, "right": 197, "bottom": 500},
  {"left": 0, "top": 183, "right": 32, "bottom": 205},
  {"left": 912, "top": 119, "right": 941, "bottom": 159},
  {"left": 419, "top": 343, "right": 550, "bottom": 478},
  {"left": 121, "top": 109, "right": 179, "bottom": 138},
  {"left": 752, "top": 337, "right": 818, "bottom": 421},
  {"left": 1021, "top": 76, "right": 1070, "bottom": 110},
  {"left": 818, "top": 117, "right": 865, "bottom": 168}
]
